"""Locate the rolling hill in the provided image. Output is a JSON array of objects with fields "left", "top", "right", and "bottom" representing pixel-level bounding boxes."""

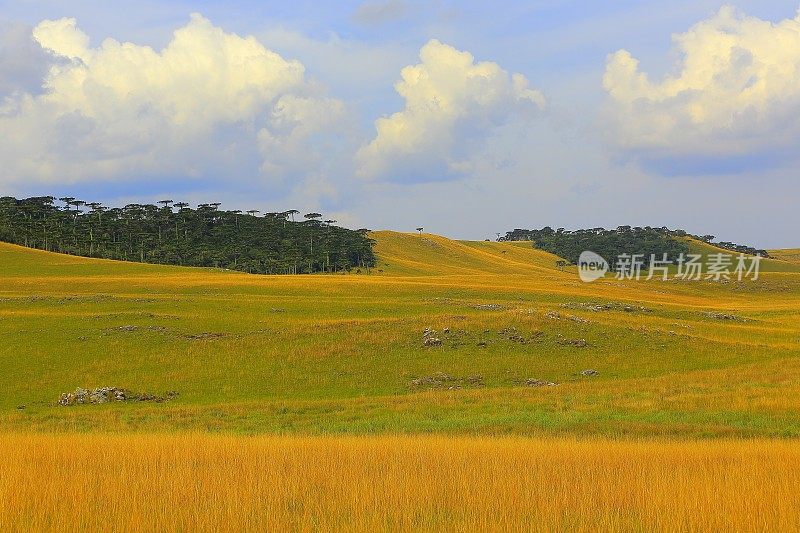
[
  {"left": 1, "top": 231, "right": 799, "bottom": 436},
  {"left": 769, "top": 248, "right": 800, "bottom": 265},
  {"left": 686, "top": 238, "right": 800, "bottom": 273},
  {"left": 372, "top": 231, "right": 568, "bottom": 275}
]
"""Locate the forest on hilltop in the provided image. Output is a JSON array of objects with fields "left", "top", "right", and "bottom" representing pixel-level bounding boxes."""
[
  {"left": 0, "top": 196, "right": 375, "bottom": 274},
  {"left": 502, "top": 226, "right": 769, "bottom": 265}
]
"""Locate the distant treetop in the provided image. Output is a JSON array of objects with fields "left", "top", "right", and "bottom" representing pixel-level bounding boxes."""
[
  {"left": 0, "top": 196, "right": 376, "bottom": 274},
  {"left": 501, "top": 226, "right": 768, "bottom": 264}
]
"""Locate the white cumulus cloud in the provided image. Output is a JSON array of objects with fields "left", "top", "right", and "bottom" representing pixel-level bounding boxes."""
[
  {"left": 0, "top": 14, "right": 345, "bottom": 187},
  {"left": 604, "top": 6, "right": 800, "bottom": 168},
  {"left": 0, "top": 20, "right": 54, "bottom": 97},
  {"left": 356, "top": 39, "right": 545, "bottom": 182}
]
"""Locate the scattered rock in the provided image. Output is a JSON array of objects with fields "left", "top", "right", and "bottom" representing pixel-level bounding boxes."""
[
  {"left": 560, "top": 338, "right": 588, "bottom": 348},
  {"left": 411, "top": 372, "right": 454, "bottom": 387},
  {"left": 95, "top": 312, "right": 180, "bottom": 321},
  {"left": 568, "top": 315, "right": 590, "bottom": 324},
  {"left": 525, "top": 378, "right": 558, "bottom": 387},
  {"left": 580, "top": 369, "right": 599, "bottom": 376},
  {"left": 546, "top": 310, "right": 591, "bottom": 323},
  {"left": 497, "top": 326, "right": 542, "bottom": 345},
  {"left": 135, "top": 391, "right": 179, "bottom": 403},
  {"left": 75, "top": 387, "right": 89, "bottom": 403},
  {"left": 562, "top": 302, "right": 652, "bottom": 313},
  {"left": 422, "top": 327, "right": 443, "bottom": 347},
  {"left": 472, "top": 304, "right": 504, "bottom": 311},
  {"left": 57, "top": 387, "right": 178, "bottom": 406},
  {"left": 498, "top": 327, "right": 529, "bottom": 344},
  {"left": 89, "top": 387, "right": 112, "bottom": 404},
  {"left": 184, "top": 332, "right": 226, "bottom": 340},
  {"left": 702, "top": 311, "right": 744, "bottom": 321},
  {"left": 423, "top": 337, "right": 442, "bottom": 347},
  {"left": 584, "top": 304, "right": 610, "bottom": 312},
  {"left": 16, "top": 405, "right": 25, "bottom": 410},
  {"left": 410, "top": 372, "right": 483, "bottom": 389}
]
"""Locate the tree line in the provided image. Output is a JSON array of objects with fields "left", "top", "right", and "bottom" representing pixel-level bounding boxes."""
[
  {"left": 501, "top": 226, "right": 768, "bottom": 265},
  {"left": 0, "top": 196, "right": 376, "bottom": 274}
]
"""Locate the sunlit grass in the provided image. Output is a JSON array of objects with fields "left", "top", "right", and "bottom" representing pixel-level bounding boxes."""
[
  {"left": 1, "top": 233, "right": 799, "bottom": 435},
  {"left": 1, "top": 233, "right": 800, "bottom": 530},
  {"left": 2, "top": 433, "right": 798, "bottom": 532}
]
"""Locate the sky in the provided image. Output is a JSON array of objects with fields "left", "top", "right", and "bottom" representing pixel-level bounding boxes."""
[{"left": 1, "top": 1, "right": 799, "bottom": 247}]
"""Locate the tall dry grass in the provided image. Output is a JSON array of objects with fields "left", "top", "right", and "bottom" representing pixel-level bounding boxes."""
[{"left": 1, "top": 433, "right": 798, "bottom": 532}]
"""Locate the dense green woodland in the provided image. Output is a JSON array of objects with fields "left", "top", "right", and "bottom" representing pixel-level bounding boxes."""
[
  {"left": 0, "top": 196, "right": 375, "bottom": 274},
  {"left": 502, "top": 226, "right": 769, "bottom": 265}
]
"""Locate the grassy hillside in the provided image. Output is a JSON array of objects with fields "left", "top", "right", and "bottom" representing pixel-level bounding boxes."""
[
  {"left": 769, "top": 248, "right": 800, "bottom": 265},
  {"left": 686, "top": 238, "right": 800, "bottom": 273},
  {"left": 372, "top": 231, "right": 567, "bottom": 275},
  {"left": 1, "top": 232, "right": 800, "bottom": 436}
]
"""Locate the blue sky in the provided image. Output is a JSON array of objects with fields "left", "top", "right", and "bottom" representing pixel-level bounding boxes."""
[{"left": 1, "top": 1, "right": 799, "bottom": 247}]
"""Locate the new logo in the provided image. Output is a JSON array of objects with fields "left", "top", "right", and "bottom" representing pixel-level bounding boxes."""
[{"left": 578, "top": 251, "right": 609, "bottom": 282}]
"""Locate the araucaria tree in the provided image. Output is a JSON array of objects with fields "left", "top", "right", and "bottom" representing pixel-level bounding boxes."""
[
  {"left": 0, "top": 196, "right": 376, "bottom": 274},
  {"left": 500, "top": 226, "right": 769, "bottom": 264}
]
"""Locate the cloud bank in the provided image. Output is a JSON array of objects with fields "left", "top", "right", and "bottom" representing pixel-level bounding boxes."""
[
  {"left": 0, "top": 14, "right": 344, "bottom": 186},
  {"left": 604, "top": 6, "right": 800, "bottom": 171},
  {"left": 0, "top": 20, "right": 54, "bottom": 98},
  {"left": 356, "top": 39, "right": 545, "bottom": 182}
]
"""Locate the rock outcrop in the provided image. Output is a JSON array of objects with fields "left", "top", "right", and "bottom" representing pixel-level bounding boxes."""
[{"left": 57, "top": 387, "right": 178, "bottom": 406}]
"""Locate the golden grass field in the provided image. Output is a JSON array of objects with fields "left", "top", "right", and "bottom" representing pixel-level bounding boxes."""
[
  {"left": 769, "top": 248, "right": 800, "bottom": 265},
  {"left": 2, "top": 231, "right": 800, "bottom": 530},
  {"left": 3, "top": 433, "right": 800, "bottom": 532}
]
